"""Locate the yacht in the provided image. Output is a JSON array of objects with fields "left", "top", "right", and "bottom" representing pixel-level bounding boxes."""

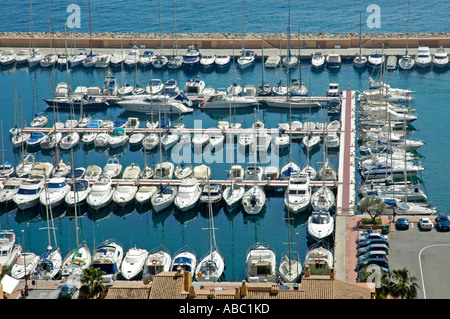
[
  {"left": 112, "top": 181, "right": 138, "bottom": 206},
  {"left": 242, "top": 185, "right": 265, "bottom": 215},
  {"left": 326, "top": 53, "right": 341, "bottom": 69},
  {"left": 367, "top": 51, "right": 385, "bottom": 69},
  {"left": 39, "top": 177, "right": 70, "bottom": 208},
  {"left": 65, "top": 179, "right": 91, "bottom": 207},
  {"left": 353, "top": 53, "right": 367, "bottom": 69},
  {"left": 161, "top": 132, "right": 180, "bottom": 150},
  {"left": 183, "top": 44, "right": 201, "bottom": 70},
  {"left": 120, "top": 247, "right": 148, "bottom": 280},
  {"left": 91, "top": 239, "right": 124, "bottom": 282},
  {"left": 398, "top": 53, "right": 415, "bottom": 70},
  {"left": 171, "top": 247, "right": 197, "bottom": 279},
  {"left": 135, "top": 185, "right": 158, "bottom": 205},
  {"left": 87, "top": 177, "right": 114, "bottom": 210},
  {"left": 278, "top": 252, "right": 302, "bottom": 283},
  {"left": 311, "top": 185, "right": 336, "bottom": 211},
  {"left": 93, "top": 54, "right": 110, "bottom": 68},
  {"left": 40, "top": 131, "right": 62, "bottom": 150},
  {"left": 174, "top": 178, "right": 201, "bottom": 212},
  {"left": 151, "top": 185, "right": 177, "bottom": 213},
  {"left": 215, "top": 53, "right": 231, "bottom": 68},
  {"left": 13, "top": 175, "right": 45, "bottom": 210},
  {"left": 124, "top": 46, "right": 140, "bottom": 68},
  {"left": 0, "top": 178, "right": 22, "bottom": 205},
  {"left": 284, "top": 173, "right": 311, "bottom": 214},
  {"left": 311, "top": 52, "right": 325, "bottom": 68},
  {"left": 142, "top": 247, "right": 172, "bottom": 280},
  {"left": 117, "top": 94, "right": 193, "bottom": 114},
  {"left": 200, "top": 54, "right": 215, "bottom": 69},
  {"left": 237, "top": 50, "right": 256, "bottom": 70},
  {"left": 167, "top": 55, "right": 183, "bottom": 70},
  {"left": 0, "top": 230, "right": 22, "bottom": 268},
  {"left": 302, "top": 132, "right": 321, "bottom": 152},
  {"left": 307, "top": 210, "right": 335, "bottom": 241},
  {"left": 282, "top": 53, "right": 298, "bottom": 69},
  {"left": 317, "top": 161, "right": 337, "bottom": 182},
  {"left": 415, "top": 46, "right": 432, "bottom": 68},
  {"left": 222, "top": 181, "right": 245, "bottom": 211},
  {"left": 432, "top": 47, "right": 449, "bottom": 68},
  {"left": 39, "top": 53, "right": 57, "bottom": 68},
  {"left": 11, "top": 252, "right": 40, "bottom": 279},
  {"left": 245, "top": 243, "right": 276, "bottom": 283},
  {"left": 61, "top": 242, "right": 92, "bottom": 277},
  {"left": 30, "top": 113, "right": 49, "bottom": 128},
  {"left": 199, "top": 91, "right": 257, "bottom": 109}
]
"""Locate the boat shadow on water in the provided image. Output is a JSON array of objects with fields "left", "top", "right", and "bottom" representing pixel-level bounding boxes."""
[
  {"left": 39, "top": 204, "right": 66, "bottom": 221},
  {"left": 174, "top": 206, "right": 199, "bottom": 225},
  {"left": 151, "top": 207, "right": 173, "bottom": 226},
  {"left": 112, "top": 202, "right": 136, "bottom": 219},
  {"left": 87, "top": 203, "right": 113, "bottom": 222},
  {"left": 14, "top": 207, "right": 41, "bottom": 224}
]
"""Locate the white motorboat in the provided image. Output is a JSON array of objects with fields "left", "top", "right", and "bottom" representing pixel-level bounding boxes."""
[
  {"left": 85, "top": 164, "right": 102, "bottom": 181},
  {"left": 26, "top": 131, "right": 46, "bottom": 149},
  {"left": 325, "top": 132, "right": 340, "bottom": 149},
  {"left": 215, "top": 53, "right": 230, "bottom": 68},
  {"left": 30, "top": 113, "right": 49, "bottom": 128},
  {"left": 0, "top": 230, "right": 22, "bottom": 268},
  {"left": 273, "top": 132, "right": 290, "bottom": 149},
  {"left": 0, "top": 161, "right": 14, "bottom": 178},
  {"left": 103, "top": 157, "right": 122, "bottom": 179},
  {"left": 223, "top": 182, "right": 245, "bottom": 210},
  {"left": 109, "top": 127, "right": 129, "bottom": 148},
  {"left": 242, "top": 185, "right": 265, "bottom": 215},
  {"left": 207, "top": 134, "right": 224, "bottom": 150},
  {"left": 432, "top": 47, "right": 449, "bottom": 68},
  {"left": 94, "top": 54, "right": 110, "bottom": 68},
  {"left": 415, "top": 46, "right": 432, "bottom": 68},
  {"left": 307, "top": 210, "right": 334, "bottom": 241},
  {"left": 167, "top": 55, "right": 183, "bottom": 69},
  {"left": 11, "top": 252, "right": 40, "bottom": 279},
  {"left": 367, "top": 51, "right": 385, "bottom": 69},
  {"left": 281, "top": 161, "right": 301, "bottom": 180},
  {"left": 264, "top": 166, "right": 280, "bottom": 180},
  {"left": 124, "top": 46, "right": 140, "bottom": 68},
  {"left": 192, "top": 134, "right": 209, "bottom": 149},
  {"left": 13, "top": 174, "right": 45, "bottom": 210},
  {"left": 82, "top": 53, "right": 97, "bottom": 68},
  {"left": 228, "top": 165, "right": 245, "bottom": 182},
  {"left": 87, "top": 177, "right": 114, "bottom": 210},
  {"left": 398, "top": 54, "right": 415, "bottom": 70},
  {"left": 199, "top": 183, "right": 222, "bottom": 204},
  {"left": 237, "top": 50, "right": 256, "bottom": 69},
  {"left": 183, "top": 44, "right": 201, "bottom": 69},
  {"left": 118, "top": 94, "right": 193, "bottom": 114},
  {"left": 91, "top": 239, "right": 124, "bottom": 282},
  {"left": 151, "top": 185, "right": 177, "bottom": 213},
  {"left": 174, "top": 178, "right": 201, "bottom": 212},
  {"left": 29, "top": 162, "right": 53, "bottom": 178},
  {"left": 171, "top": 247, "right": 197, "bottom": 277},
  {"left": 40, "top": 54, "right": 58, "bottom": 68},
  {"left": 311, "top": 185, "right": 335, "bottom": 211},
  {"left": 311, "top": 52, "right": 325, "bottom": 68},
  {"left": 39, "top": 177, "right": 70, "bottom": 208},
  {"left": 145, "top": 79, "right": 164, "bottom": 95},
  {"left": 245, "top": 243, "right": 276, "bottom": 283},
  {"left": 265, "top": 55, "right": 281, "bottom": 68},
  {"left": 200, "top": 54, "right": 215, "bottom": 69},
  {"left": 184, "top": 78, "right": 206, "bottom": 97},
  {"left": 68, "top": 49, "right": 87, "bottom": 68},
  {"left": 353, "top": 54, "right": 367, "bottom": 69},
  {"left": 174, "top": 163, "right": 193, "bottom": 180},
  {"left": 120, "top": 247, "right": 148, "bottom": 280},
  {"left": 129, "top": 132, "right": 145, "bottom": 146},
  {"left": 142, "top": 247, "right": 172, "bottom": 280},
  {"left": 317, "top": 161, "right": 337, "bottom": 182},
  {"left": 60, "top": 132, "right": 80, "bottom": 150},
  {"left": 142, "top": 134, "right": 160, "bottom": 151},
  {"left": 40, "top": 130, "right": 62, "bottom": 150},
  {"left": 284, "top": 173, "right": 311, "bottom": 214},
  {"left": 154, "top": 162, "right": 175, "bottom": 180},
  {"left": 135, "top": 185, "right": 158, "bottom": 205},
  {"left": 244, "top": 165, "right": 264, "bottom": 182},
  {"left": 61, "top": 242, "right": 92, "bottom": 277},
  {"left": 326, "top": 53, "right": 341, "bottom": 69},
  {"left": 139, "top": 165, "right": 154, "bottom": 179},
  {"left": 304, "top": 245, "right": 334, "bottom": 275},
  {"left": 110, "top": 49, "right": 126, "bottom": 66},
  {"left": 140, "top": 50, "right": 156, "bottom": 68},
  {"left": 0, "top": 178, "right": 23, "bottom": 205},
  {"left": 192, "top": 164, "right": 211, "bottom": 181},
  {"left": 386, "top": 55, "right": 397, "bottom": 70},
  {"left": 122, "top": 163, "right": 141, "bottom": 180},
  {"left": 65, "top": 179, "right": 91, "bottom": 206},
  {"left": 15, "top": 49, "right": 30, "bottom": 64},
  {"left": 199, "top": 91, "right": 257, "bottom": 109},
  {"left": 112, "top": 181, "right": 138, "bottom": 206},
  {"left": 227, "top": 82, "right": 243, "bottom": 96},
  {"left": 161, "top": 133, "right": 179, "bottom": 150}
]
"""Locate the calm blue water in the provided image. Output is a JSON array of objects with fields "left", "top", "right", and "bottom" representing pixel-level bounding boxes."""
[
  {"left": 1, "top": 0, "right": 449, "bottom": 35},
  {"left": 0, "top": 59, "right": 448, "bottom": 281}
]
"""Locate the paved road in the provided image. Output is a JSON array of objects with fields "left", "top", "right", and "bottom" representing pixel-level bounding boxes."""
[{"left": 388, "top": 219, "right": 450, "bottom": 299}]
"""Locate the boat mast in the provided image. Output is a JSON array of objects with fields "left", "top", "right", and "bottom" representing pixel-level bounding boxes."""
[
  {"left": 359, "top": 11, "right": 362, "bottom": 60},
  {"left": 88, "top": 0, "right": 92, "bottom": 54},
  {"left": 405, "top": 1, "right": 410, "bottom": 56},
  {"left": 71, "top": 148, "right": 79, "bottom": 247},
  {"left": 241, "top": 0, "right": 245, "bottom": 50}
]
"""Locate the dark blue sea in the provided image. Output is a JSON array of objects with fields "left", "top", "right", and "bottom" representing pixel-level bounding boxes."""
[{"left": 0, "top": 1, "right": 449, "bottom": 282}]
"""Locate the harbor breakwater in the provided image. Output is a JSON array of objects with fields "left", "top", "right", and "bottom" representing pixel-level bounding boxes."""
[{"left": 1, "top": 32, "right": 449, "bottom": 50}]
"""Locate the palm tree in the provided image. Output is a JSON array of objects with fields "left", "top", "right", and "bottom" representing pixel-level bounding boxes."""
[
  {"left": 79, "top": 267, "right": 106, "bottom": 299},
  {"left": 389, "top": 268, "right": 420, "bottom": 299},
  {"left": 375, "top": 272, "right": 392, "bottom": 299}
]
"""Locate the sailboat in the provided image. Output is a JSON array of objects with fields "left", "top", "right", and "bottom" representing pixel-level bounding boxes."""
[
  {"left": 27, "top": 0, "right": 46, "bottom": 68},
  {"left": 195, "top": 181, "right": 225, "bottom": 282},
  {"left": 278, "top": 214, "right": 302, "bottom": 283},
  {"left": 237, "top": 0, "right": 255, "bottom": 70},
  {"left": 82, "top": 0, "right": 97, "bottom": 68},
  {"left": 61, "top": 150, "right": 92, "bottom": 277},
  {"left": 398, "top": 1, "right": 415, "bottom": 70},
  {"left": 0, "top": 121, "right": 15, "bottom": 178},
  {"left": 35, "top": 186, "right": 62, "bottom": 279},
  {"left": 167, "top": 0, "right": 183, "bottom": 70},
  {"left": 152, "top": 2, "right": 168, "bottom": 70},
  {"left": 256, "top": 25, "right": 272, "bottom": 96},
  {"left": 282, "top": 0, "right": 298, "bottom": 69},
  {"left": 353, "top": 11, "right": 367, "bottom": 69}
]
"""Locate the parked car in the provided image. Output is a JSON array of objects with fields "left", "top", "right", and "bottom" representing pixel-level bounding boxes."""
[
  {"left": 358, "top": 250, "right": 388, "bottom": 262},
  {"left": 357, "top": 238, "right": 389, "bottom": 248},
  {"left": 419, "top": 217, "right": 433, "bottom": 230},
  {"left": 435, "top": 212, "right": 450, "bottom": 231},
  {"left": 357, "top": 243, "right": 390, "bottom": 256},
  {"left": 58, "top": 284, "right": 77, "bottom": 299},
  {"left": 356, "top": 257, "right": 389, "bottom": 271},
  {"left": 356, "top": 230, "right": 388, "bottom": 243},
  {"left": 396, "top": 218, "right": 409, "bottom": 230}
]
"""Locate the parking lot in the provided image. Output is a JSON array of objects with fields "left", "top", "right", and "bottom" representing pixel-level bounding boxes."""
[{"left": 388, "top": 217, "right": 450, "bottom": 299}]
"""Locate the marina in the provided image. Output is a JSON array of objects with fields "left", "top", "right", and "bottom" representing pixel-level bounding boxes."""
[{"left": 0, "top": 0, "right": 449, "bottom": 300}]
